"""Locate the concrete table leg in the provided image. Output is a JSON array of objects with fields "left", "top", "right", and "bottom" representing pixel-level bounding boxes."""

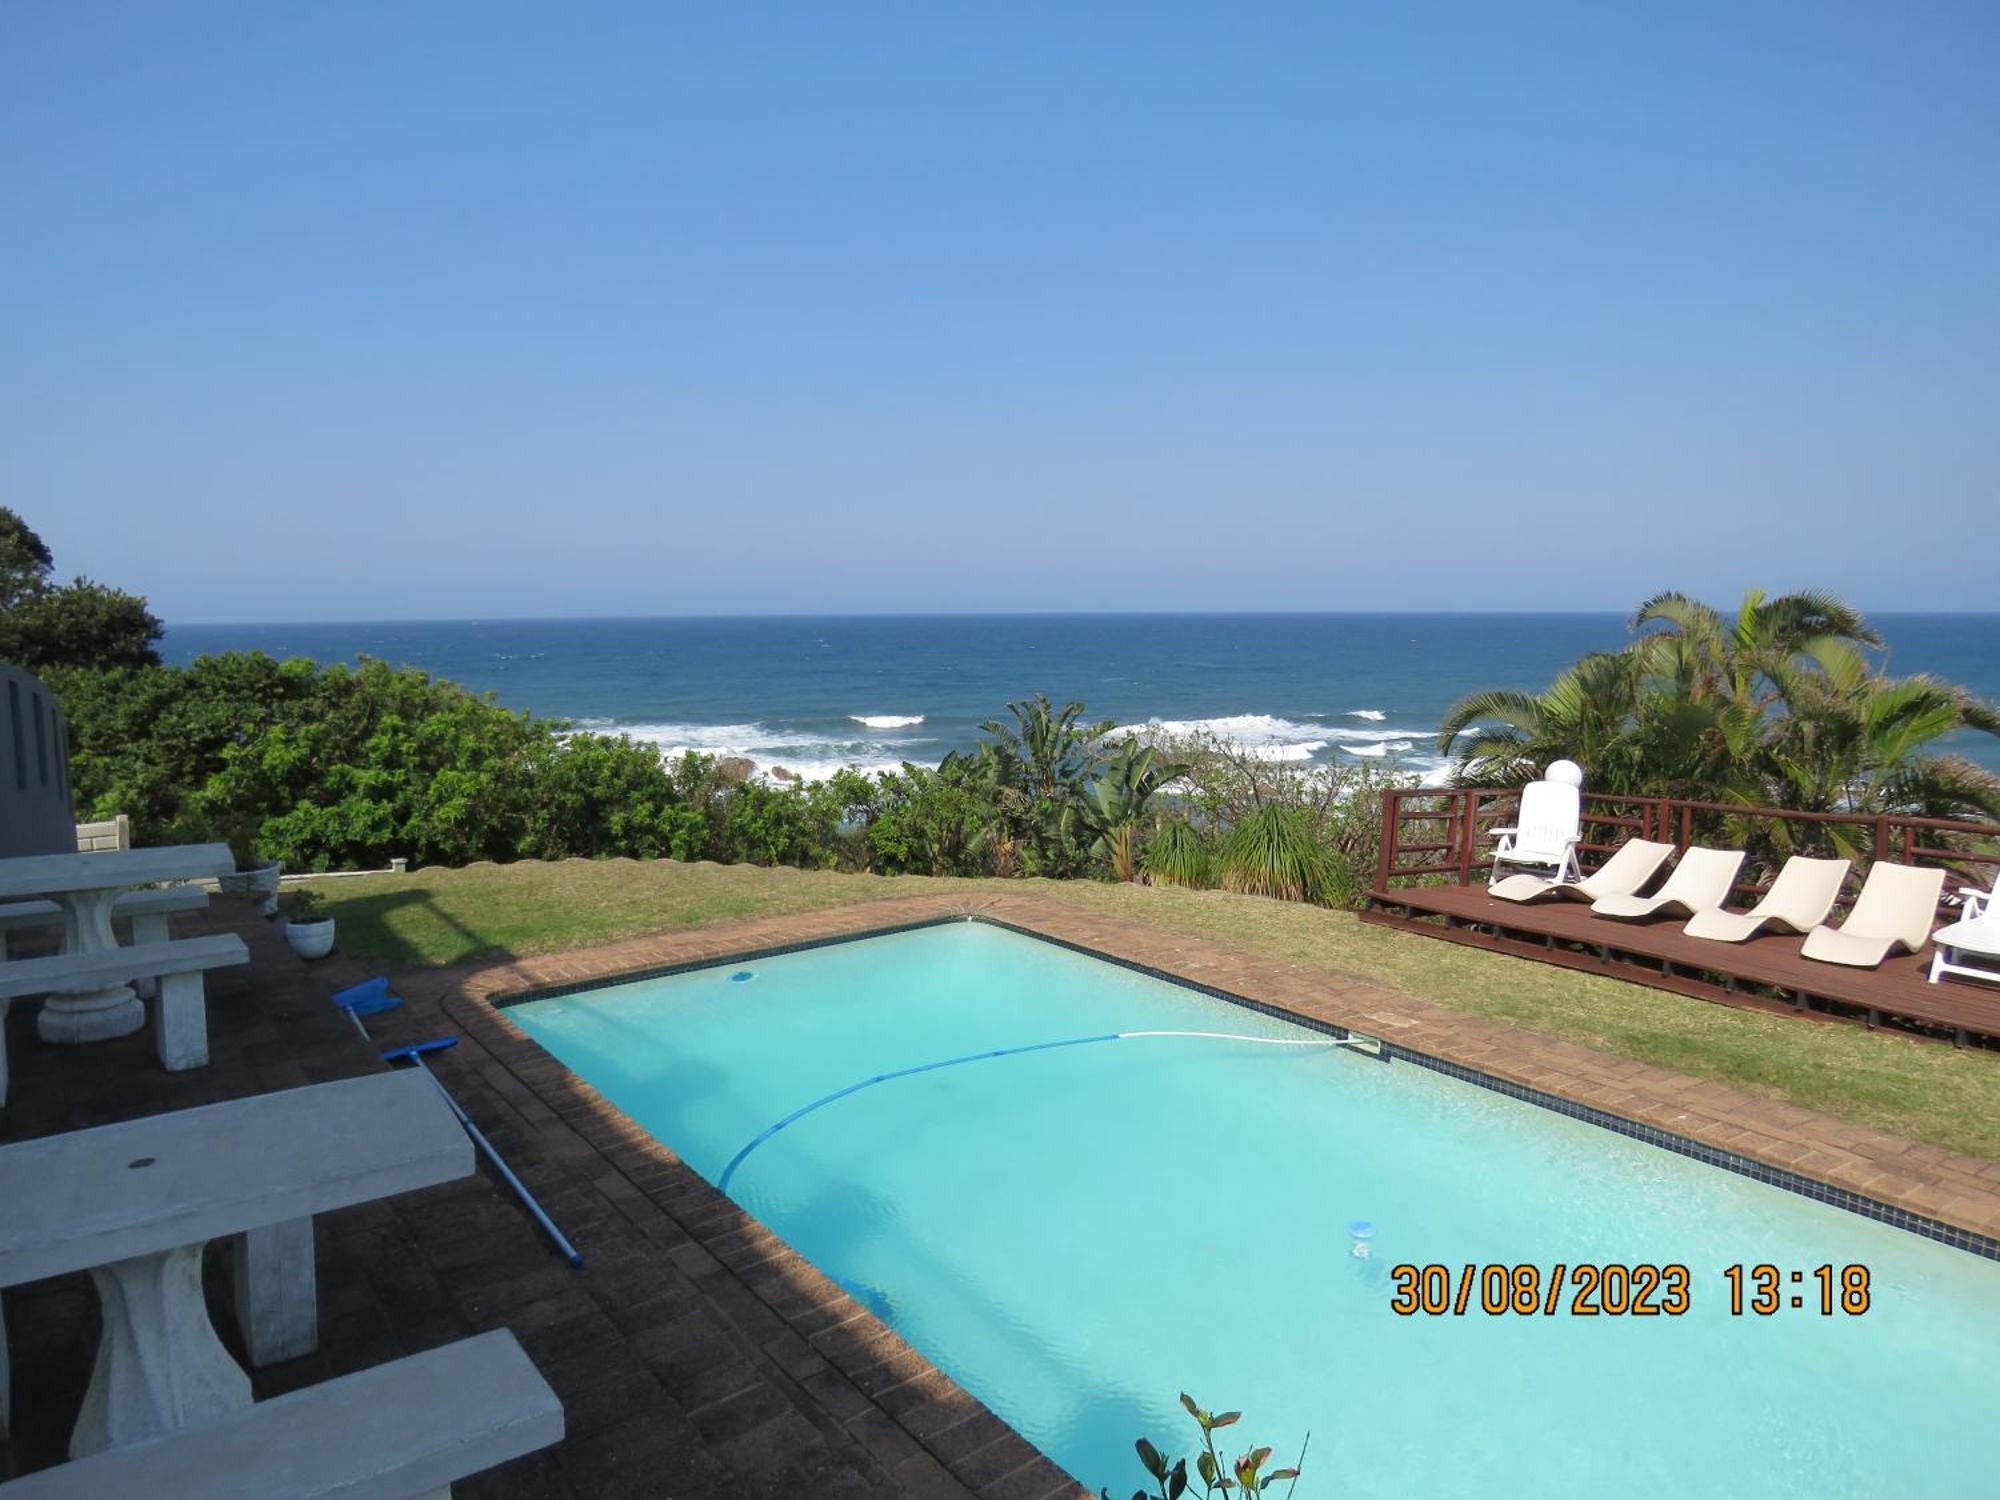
[
  {"left": 39, "top": 889, "right": 146, "bottom": 1045},
  {"left": 71, "top": 1243, "right": 252, "bottom": 1457},
  {"left": 233, "top": 1218, "right": 318, "bottom": 1366},
  {"left": 153, "top": 971, "right": 210, "bottom": 1072},
  {"left": 130, "top": 911, "right": 168, "bottom": 1001}
]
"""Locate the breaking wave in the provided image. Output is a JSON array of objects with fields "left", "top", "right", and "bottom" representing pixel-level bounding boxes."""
[
  {"left": 579, "top": 719, "right": 928, "bottom": 783},
  {"left": 572, "top": 708, "right": 1453, "bottom": 786}
]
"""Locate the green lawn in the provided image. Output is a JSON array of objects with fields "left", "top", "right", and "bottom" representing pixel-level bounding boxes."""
[{"left": 313, "top": 858, "right": 2000, "bottom": 1164}]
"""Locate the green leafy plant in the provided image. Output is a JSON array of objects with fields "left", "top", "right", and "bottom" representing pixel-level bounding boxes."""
[
  {"left": 1143, "top": 817, "right": 1212, "bottom": 889},
  {"left": 1078, "top": 741, "right": 1187, "bottom": 881},
  {"left": 1437, "top": 587, "right": 2000, "bottom": 877},
  {"left": 278, "top": 887, "right": 327, "bottom": 922},
  {"left": 1438, "top": 588, "right": 1999, "bottom": 819},
  {"left": 1107, "top": 1394, "right": 1307, "bottom": 1500},
  {"left": 975, "top": 694, "right": 1117, "bottom": 876},
  {"left": 1220, "top": 803, "right": 1332, "bottom": 904}
]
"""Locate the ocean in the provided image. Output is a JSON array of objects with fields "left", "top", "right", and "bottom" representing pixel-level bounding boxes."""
[{"left": 162, "top": 613, "right": 2000, "bottom": 782}]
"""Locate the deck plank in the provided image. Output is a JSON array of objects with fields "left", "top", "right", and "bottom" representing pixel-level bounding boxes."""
[{"left": 1363, "top": 883, "right": 2000, "bottom": 1039}]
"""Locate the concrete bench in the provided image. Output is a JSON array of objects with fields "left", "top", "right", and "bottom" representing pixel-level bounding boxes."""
[
  {"left": 0, "top": 1329, "right": 562, "bottom": 1498},
  {"left": 0, "top": 1070, "right": 472, "bottom": 1454},
  {"left": 0, "top": 933, "right": 247, "bottom": 1100},
  {"left": 0, "top": 885, "right": 210, "bottom": 955},
  {"left": 0, "top": 888, "right": 212, "bottom": 1010}
]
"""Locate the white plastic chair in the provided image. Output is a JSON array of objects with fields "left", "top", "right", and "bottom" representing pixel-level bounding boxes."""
[
  {"left": 1488, "top": 779, "right": 1582, "bottom": 886},
  {"left": 1929, "top": 876, "right": 2000, "bottom": 986},
  {"left": 1591, "top": 846, "right": 1745, "bottom": 922},
  {"left": 1682, "top": 856, "right": 1851, "bottom": 943},
  {"left": 1801, "top": 863, "right": 1946, "bottom": 969},
  {"left": 1490, "top": 838, "right": 1673, "bottom": 905}
]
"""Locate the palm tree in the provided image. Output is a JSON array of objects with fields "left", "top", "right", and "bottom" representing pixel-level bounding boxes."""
[
  {"left": 1435, "top": 651, "right": 1652, "bottom": 791},
  {"left": 979, "top": 694, "right": 1112, "bottom": 801},
  {"left": 1767, "top": 670, "right": 2000, "bottom": 826},
  {"left": 1627, "top": 587, "right": 1881, "bottom": 712},
  {"left": 1437, "top": 589, "right": 2000, "bottom": 845},
  {"left": 976, "top": 695, "right": 1114, "bottom": 875}
]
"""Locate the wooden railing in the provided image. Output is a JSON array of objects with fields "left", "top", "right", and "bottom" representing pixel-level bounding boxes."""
[{"left": 1374, "top": 786, "right": 2000, "bottom": 906}]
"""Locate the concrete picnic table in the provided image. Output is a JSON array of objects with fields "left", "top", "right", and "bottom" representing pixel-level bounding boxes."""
[
  {"left": 0, "top": 844, "right": 234, "bottom": 1046},
  {"left": 0, "top": 1069, "right": 473, "bottom": 1456}
]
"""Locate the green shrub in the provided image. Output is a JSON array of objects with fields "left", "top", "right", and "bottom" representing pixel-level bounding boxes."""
[
  {"left": 277, "top": 887, "right": 326, "bottom": 922},
  {"left": 1219, "top": 803, "right": 1331, "bottom": 905},
  {"left": 1143, "top": 818, "right": 1212, "bottom": 888}
]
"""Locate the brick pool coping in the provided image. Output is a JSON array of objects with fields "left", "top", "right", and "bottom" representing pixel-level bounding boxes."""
[{"left": 437, "top": 890, "right": 2000, "bottom": 1497}]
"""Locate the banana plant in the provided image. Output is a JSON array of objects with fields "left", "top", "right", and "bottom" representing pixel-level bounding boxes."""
[{"left": 1076, "top": 739, "right": 1185, "bottom": 881}]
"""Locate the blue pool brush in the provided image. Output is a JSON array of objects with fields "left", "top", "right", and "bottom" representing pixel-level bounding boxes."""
[{"left": 334, "top": 977, "right": 582, "bottom": 1268}]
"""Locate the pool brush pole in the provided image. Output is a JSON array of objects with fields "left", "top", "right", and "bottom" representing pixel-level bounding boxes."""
[
  {"left": 397, "top": 1043, "right": 585, "bottom": 1269},
  {"left": 342, "top": 986, "right": 583, "bottom": 1269}
]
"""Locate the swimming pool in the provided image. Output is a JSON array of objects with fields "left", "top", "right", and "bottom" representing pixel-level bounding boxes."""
[{"left": 509, "top": 921, "right": 2000, "bottom": 1496}]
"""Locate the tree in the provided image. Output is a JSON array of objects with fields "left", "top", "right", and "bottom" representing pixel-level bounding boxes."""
[
  {"left": 976, "top": 694, "right": 1115, "bottom": 876},
  {"left": 0, "top": 509, "right": 55, "bottom": 605},
  {"left": 1436, "top": 589, "right": 2000, "bottom": 842},
  {"left": 0, "top": 507, "right": 162, "bottom": 671}
]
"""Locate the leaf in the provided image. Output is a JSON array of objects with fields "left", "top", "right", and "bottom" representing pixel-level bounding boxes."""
[
  {"left": 1135, "top": 1438, "right": 1167, "bottom": 1481},
  {"left": 1167, "top": 1460, "right": 1187, "bottom": 1499},
  {"left": 1210, "top": 1411, "right": 1242, "bottom": 1429},
  {"left": 1197, "top": 1452, "right": 1220, "bottom": 1486},
  {"left": 1179, "top": 1393, "right": 1202, "bottom": 1421}
]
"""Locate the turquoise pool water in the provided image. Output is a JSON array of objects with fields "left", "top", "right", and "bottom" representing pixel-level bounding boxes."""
[{"left": 510, "top": 922, "right": 2000, "bottom": 1497}]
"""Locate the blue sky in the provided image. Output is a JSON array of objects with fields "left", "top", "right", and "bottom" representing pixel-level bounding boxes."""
[{"left": 4, "top": 3, "right": 1996, "bottom": 622}]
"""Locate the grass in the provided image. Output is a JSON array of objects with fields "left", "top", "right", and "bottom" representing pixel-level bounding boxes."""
[{"left": 313, "top": 859, "right": 2000, "bottom": 1164}]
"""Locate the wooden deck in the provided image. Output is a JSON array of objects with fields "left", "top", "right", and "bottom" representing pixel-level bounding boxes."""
[{"left": 1361, "top": 882, "right": 2000, "bottom": 1044}]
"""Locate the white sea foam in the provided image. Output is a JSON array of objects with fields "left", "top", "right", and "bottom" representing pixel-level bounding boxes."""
[
  {"left": 1342, "top": 739, "right": 1418, "bottom": 759},
  {"left": 1346, "top": 709, "right": 1388, "bottom": 721},
  {"left": 584, "top": 720, "right": 928, "bottom": 784},
  {"left": 605, "top": 722, "right": 772, "bottom": 753},
  {"left": 583, "top": 708, "right": 1446, "bottom": 786},
  {"left": 1113, "top": 714, "right": 1328, "bottom": 758},
  {"left": 1324, "top": 726, "right": 1432, "bottom": 743},
  {"left": 761, "top": 754, "right": 922, "bottom": 784},
  {"left": 1113, "top": 712, "right": 1447, "bottom": 766}
]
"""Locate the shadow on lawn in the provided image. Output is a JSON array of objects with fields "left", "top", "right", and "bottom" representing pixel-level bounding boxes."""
[{"left": 320, "top": 884, "right": 518, "bottom": 968}]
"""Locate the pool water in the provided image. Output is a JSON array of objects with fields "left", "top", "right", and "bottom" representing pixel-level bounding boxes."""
[{"left": 510, "top": 922, "right": 2000, "bottom": 1497}]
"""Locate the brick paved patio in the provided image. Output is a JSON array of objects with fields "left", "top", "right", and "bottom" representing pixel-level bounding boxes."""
[{"left": 7, "top": 885, "right": 2000, "bottom": 1497}]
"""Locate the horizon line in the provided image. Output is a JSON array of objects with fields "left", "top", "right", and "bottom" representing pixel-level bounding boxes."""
[{"left": 163, "top": 607, "right": 2000, "bottom": 630}]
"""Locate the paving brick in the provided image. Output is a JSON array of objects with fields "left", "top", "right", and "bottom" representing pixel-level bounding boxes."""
[{"left": 12, "top": 883, "right": 1988, "bottom": 1500}]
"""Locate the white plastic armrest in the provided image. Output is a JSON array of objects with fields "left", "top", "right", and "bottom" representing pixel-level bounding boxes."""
[{"left": 1487, "top": 826, "right": 1518, "bottom": 841}]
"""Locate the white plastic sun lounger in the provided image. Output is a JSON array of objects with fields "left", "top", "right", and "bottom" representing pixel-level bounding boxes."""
[
  {"left": 1800, "top": 862, "right": 1946, "bottom": 969},
  {"left": 1590, "top": 846, "right": 1745, "bottom": 921},
  {"left": 1927, "top": 877, "right": 2000, "bottom": 985},
  {"left": 1487, "top": 778, "right": 1582, "bottom": 885},
  {"left": 1489, "top": 838, "right": 1674, "bottom": 905},
  {"left": 1682, "top": 856, "right": 1851, "bottom": 943}
]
